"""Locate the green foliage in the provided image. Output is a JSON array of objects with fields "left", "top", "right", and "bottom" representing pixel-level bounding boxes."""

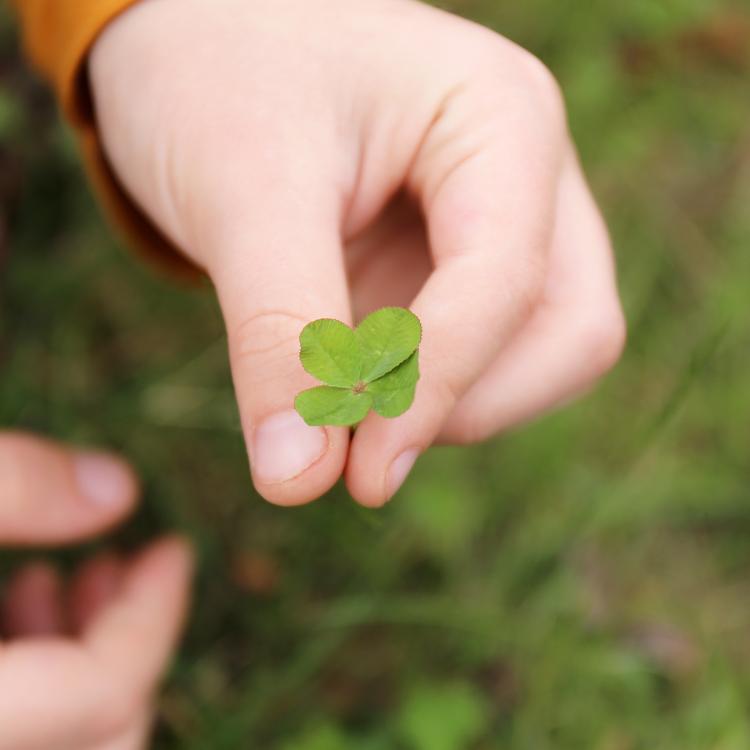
[
  {"left": 3, "top": 2, "right": 750, "bottom": 749},
  {"left": 367, "top": 350, "right": 419, "bottom": 418},
  {"left": 396, "top": 682, "right": 490, "bottom": 750},
  {"left": 280, "top": 723, "right": 352, "bottom": 750},
  {"left": 296, "top": 307, "right": 421, "bottom": 426},
  {"left": 294, "top": 386, "right": 373, "bottom": 426},
  {"left": 299, "top": 318, "right": 361, "bottom": 387},
  {"left": 395, "top": 449, "right": 485, "bottom": 558},
  {"left": 355, "top": 307, "right": 422, "bottom": 382}
]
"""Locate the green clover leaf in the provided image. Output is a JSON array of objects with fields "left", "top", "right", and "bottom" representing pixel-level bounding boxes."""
[
  {"left": 294, "top": 387, "right": 373, "bottom": 427},
  {"left": 295, "top": 307, "right": 421, "bottom": 427},
  {"left": 356, "top": 306, "right": 422, "bottom": 381},
  {"left": 368, "top": 350, "right": 419, "bottom": 418},
  {"left": 299, "top": 318, "right": 361, "bottom": 387}
]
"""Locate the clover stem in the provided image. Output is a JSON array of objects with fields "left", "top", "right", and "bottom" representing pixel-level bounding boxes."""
[{"left": 352, "top": 381, "right": 367, "bottom": 394}]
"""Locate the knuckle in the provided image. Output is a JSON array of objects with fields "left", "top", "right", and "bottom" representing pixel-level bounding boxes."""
[
  {"left": 475, "top": 252, "right": 547, "bottom": 337},
  {"left": 507, "top": 252, "right": 548, "bottom": 325},
  {"left": 229, "top": 309, "right": 309, "bottom": 374},
  {"left": 517, "top": 50, "right": 566, "bottom": 119},
  {"left": 419, "top": 350, "right": 464, "bottom": 414},
  {"left": 452, "top": 23, "right": 569, "bottom": 148},
  {"left": 524, "top": 251, "right": 549, "bottom": 301},
  {"left": 577, "top": 303, "right": 627, "bottom": 377},
  {"left": 433, "top": 371, "right": 463, "bottom": 415},
  {"left": 499, "top": 48, "right": 567, "bottom": 146}
]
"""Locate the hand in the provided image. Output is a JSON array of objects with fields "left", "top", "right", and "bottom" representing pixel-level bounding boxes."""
[
  {"left": 90, "top": 0, "right": 625, "bottom": 507},
  {"left": 0, "top": 432, "right": 192, "bottom": 750}
]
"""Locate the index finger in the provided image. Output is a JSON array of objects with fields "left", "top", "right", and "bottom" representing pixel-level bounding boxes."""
[
  {"left": 346, "top": 56, "right": 566, "bottom": 506},
  {"left": 84, "top": 536, "right": 193, "bottom": 694}
]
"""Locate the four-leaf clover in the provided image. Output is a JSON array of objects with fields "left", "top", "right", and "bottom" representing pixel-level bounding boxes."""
[{"left": 294, "top": 307, "right": 422, "bottom": 426}]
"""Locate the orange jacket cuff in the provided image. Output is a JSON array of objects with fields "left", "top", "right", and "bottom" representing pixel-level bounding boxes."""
[{"left": 12, "top": 0, "right": 200, "bottom": 279}]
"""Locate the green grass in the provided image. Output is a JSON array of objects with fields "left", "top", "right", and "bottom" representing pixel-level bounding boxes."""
[{"left": 2, "top": 1, "right": 750, "bottom": 748}]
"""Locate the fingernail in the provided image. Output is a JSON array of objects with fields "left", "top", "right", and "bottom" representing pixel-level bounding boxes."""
[
  {"left": 251, "top": 409, "right": 328, "bottom": 484},
  {"left": 74, "top": 452, "right": 134, "bottom": 508},
  {"left": 386, "top": 448, "right": 420, "bottom": 502}
]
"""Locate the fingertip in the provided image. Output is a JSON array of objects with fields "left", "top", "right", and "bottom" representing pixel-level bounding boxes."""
[
  {"left": 157, "top": 534, "right": 195, "bottom": 579},
  {"left": 345, "top": 464, "right": 417, "bottom": 509},
  {"left": 343, "top": 445, "right": 379, "bottom": 507},
  {"left": 344, "top": 479, "right": 383, "bottom": 509},
  {"left": 83, "top": 535, "right": 195, "bottom": 693},
  {"left": 385, "top": 447, "right": 421, "bottom": 500},
  {"left": 250, "top": 422, "right": 349, "bottom": 506},
  {"left": 249, "top": 410, "right": 328, "bottom": 485},
  {"left": 73, "top": 451, "right": 139, "bottom": 517},
  {"left": 344, "top": 433, "right": 389, "bottom": 508},
  {"left": 128, "top": 534, "right": 195, "bottom": 588},
  {"left": 0, "top": 434, "right": 140, "bottom": 545},
  {"left": 345, "top": 394, "right": 436, "bottom": 507}
]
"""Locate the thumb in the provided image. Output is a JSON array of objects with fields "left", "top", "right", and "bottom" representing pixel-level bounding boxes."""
[
  {"left": 0, "top": 432, "right": 138, "bottom": 545},
  {"left": 204, "top": 188, "right": 352, "bottom": 506}
]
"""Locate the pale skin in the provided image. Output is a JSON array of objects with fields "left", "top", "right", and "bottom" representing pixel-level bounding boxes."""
[
  {"left": 89, "top": 0, "right": 626, "bottom": 509},
  {"left": 0, "top": 433, "right": 192, "bottom": 750},
  {"left": 3, "top": 0, "right": 625, "bottom": 743}
]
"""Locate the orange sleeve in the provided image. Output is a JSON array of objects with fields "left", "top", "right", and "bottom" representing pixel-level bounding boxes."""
[{"left": 11, "top": 0, "right": 200, "bottom": 279}]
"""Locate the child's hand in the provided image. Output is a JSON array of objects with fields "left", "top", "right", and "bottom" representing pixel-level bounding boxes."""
[
  {"left": 90, "top": 0, "right": 625, "bottom": 507},
  {"left": 0, "top": 432, "right": 192, "bottom": 750}
]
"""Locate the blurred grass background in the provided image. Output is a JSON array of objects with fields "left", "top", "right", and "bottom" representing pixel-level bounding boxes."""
[{"left": 1, "top": 1, "right": 750, "bottom": 748}]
